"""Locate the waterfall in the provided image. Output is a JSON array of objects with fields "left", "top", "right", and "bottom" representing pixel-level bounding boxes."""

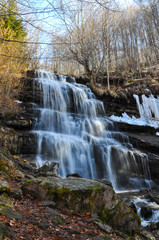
[{"left": 33, "top": 71, "right": 151, "bottom": 191}]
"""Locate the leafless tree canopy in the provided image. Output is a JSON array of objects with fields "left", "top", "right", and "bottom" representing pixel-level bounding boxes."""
[{"left": 1, "top": 0, "right": 159, "bottom": 78}]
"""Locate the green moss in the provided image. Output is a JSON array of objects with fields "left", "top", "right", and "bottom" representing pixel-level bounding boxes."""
[
  {"left": 97, "top": 201, "right": 141, "bottom": 234},
  {"left": 89, "top": 198, "right": 93, "bottom": 210},
  {"left": 126, "top": 204, "right": 141, "bottom": 231},
  {"left": 104, "top": 237, "right": 112, "bottom": 240},
  {"left": 88, "top": 183, "right": 105, "bottom": 191},
  {"left": 0, "top": 205, "right": 22, "bottom": 220},
  {"left": 51, "top": 216, "right": 63, "bottom": 225},
  {"left": 97, "top": 205, "right": 114, "bottom": 224},
  {"left": 128, "top": 79, "right": 135, "bottom": 83},
  {"left": 54, "top": 186, "right": 71, "bottom": 195},
  {"left": 0, "top": 159, "right": 12, "bottom": 177},
  {"left": 22, "top": 179, "right": 33, "bottom": 188},
  {"left": 43, "top": 183, "right": 105, "bottom": 212},
  {"left": 0, "top": 193, "right": 13, "bottom": 208}
]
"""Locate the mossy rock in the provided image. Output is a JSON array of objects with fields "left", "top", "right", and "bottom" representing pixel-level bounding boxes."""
[
  {"left": 0, "top": 205, "right": 22, "bottom": 220},
  {"left": 0, "top": 181, "right": 11, "bottom": 194},
  {"left": 0, "top": 152, "right": 24, "bottom": 179},
  {"left": 22, "top": 176, "right": 140, "bottom": 234},
  {"left": 0, "top": 193, "right": 13, "bottom": 208}
]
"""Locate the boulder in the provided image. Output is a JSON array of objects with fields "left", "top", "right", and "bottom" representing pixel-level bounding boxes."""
[
  {"left": 0, "top": 181, "right": 10, "bottom": 193},
  {"left": 0, "top": 193, "right": 22, "bottom": 221},
  {"left": 0, "top": 205, "right": 22, "bottom": 220},
  {"left": 0, "top": 194, "right": 13, "bottom": 208},
  {"left": 35, "top": 161, "right": 60, "bottom": 177},
  {"left": 22, "top": 176, "right": 141, "bottom": 234},
  {"left": 141, "top": 205, "right": 153, "bottom": 220},
  {"left": 66, "top": 76, "right": 76, "bottom": 83}
]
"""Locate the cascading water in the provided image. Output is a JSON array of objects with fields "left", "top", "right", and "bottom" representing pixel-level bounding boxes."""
[
  {"left": 133, "top": 197, "right": 159, "bottom": 227},
  {"left": 33, "top": 71, "right": 151, "bottom": 192}
]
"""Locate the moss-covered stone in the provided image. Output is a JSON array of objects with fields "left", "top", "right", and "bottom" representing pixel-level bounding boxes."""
[
  {"left": 22, "top": 176, "right": 141, "bottom": 234},
  {"left": 0, "top": 205, "right": 22, "bottom": 220},
  {"left": 0, "top": 193, "right": 13, "bottom": 208},
  {"left": 0, "top": 181, "right": 11, "bottom": 193}
]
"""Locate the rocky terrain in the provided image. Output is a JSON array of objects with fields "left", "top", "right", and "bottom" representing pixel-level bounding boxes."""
[
  {"left": 0, "top": 150, "right": 159, "bottom": 240},
  {"left": 0, "top": 70, "right": 159, "bottom": 239}
]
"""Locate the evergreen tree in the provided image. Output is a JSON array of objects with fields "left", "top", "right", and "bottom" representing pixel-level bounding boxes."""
[{"left": 0, "top": 0, "right": 26, "bottom": 39}]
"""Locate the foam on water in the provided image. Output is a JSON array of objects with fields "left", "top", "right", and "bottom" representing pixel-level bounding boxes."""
[{"left": 133, "top": 197, "right": 159, "bottom": 227}]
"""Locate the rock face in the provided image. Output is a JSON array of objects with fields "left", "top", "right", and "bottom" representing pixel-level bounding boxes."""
[
  {"left": 22, "top": 176, "right": 141, "bottom": 233},
  {"left": 92, "top": 78, "right": 159, "bottom": 117}
]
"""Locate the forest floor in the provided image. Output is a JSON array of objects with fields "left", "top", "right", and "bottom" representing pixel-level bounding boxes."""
[
  {"left": 0, "top": 153, "right": 149, "bottom": 240},
  {"left": 0, "top": 176, "right": 139, "bottom": 240}
]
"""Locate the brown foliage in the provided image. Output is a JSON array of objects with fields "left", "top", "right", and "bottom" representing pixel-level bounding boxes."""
[{"left": 0, "top": 20, "right": 28, "bottom": 114}]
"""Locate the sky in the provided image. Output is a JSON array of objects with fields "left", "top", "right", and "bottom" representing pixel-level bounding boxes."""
[{"left": 20, "top": 0, "right": 136, "bottom": 61}]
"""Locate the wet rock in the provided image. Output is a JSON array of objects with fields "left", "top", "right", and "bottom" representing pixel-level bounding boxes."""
[
  {"left": 149, "top": 192, "right": 159, "bottom": 205},
  {"left": 66, "top": 76, "right": 75, "bottom": 83},
  {"left": 147, "top": 222, "right": 159, "bottom": 231},
  {"left": 129, "top": 202, "right": 137, "bottom": 214},
  {"left": 22, "top": 176, "right": 141, "bottom": 234},
  {"left": 66, "top": 173, "right": 82, "bottom": 178},
  {"left": 96, "top": 179, "right": 112, "bottom": 188},
  {"left": 0, "top": 181, "right": 11, "bottom": 193},
  {"left": 141, "top": 205, "right": 153, "bottom": 220},
  {"left": 35, "top": 161, "right": 60, "bottom": 177}
]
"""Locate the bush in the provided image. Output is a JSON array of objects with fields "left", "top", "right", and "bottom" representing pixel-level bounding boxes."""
[{"left": 0, "top": 17, "right": 28, "bottom": 114}]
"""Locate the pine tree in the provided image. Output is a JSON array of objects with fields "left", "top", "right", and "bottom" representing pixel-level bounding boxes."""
[
  {"left": 0, "top": 0, "right": 27, "bottom": 39},
  {"left": 0, "top": 0, "right": 28, "bottom": 113}
]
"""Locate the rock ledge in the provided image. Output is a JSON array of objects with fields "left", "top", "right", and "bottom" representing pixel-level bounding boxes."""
[{"left": 22, "top": 176, "right": 141, "bottom": 234}]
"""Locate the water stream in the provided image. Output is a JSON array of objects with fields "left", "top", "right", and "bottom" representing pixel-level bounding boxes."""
[{"left": 33, "top": 71, "right": 151, "bottom": 192}]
